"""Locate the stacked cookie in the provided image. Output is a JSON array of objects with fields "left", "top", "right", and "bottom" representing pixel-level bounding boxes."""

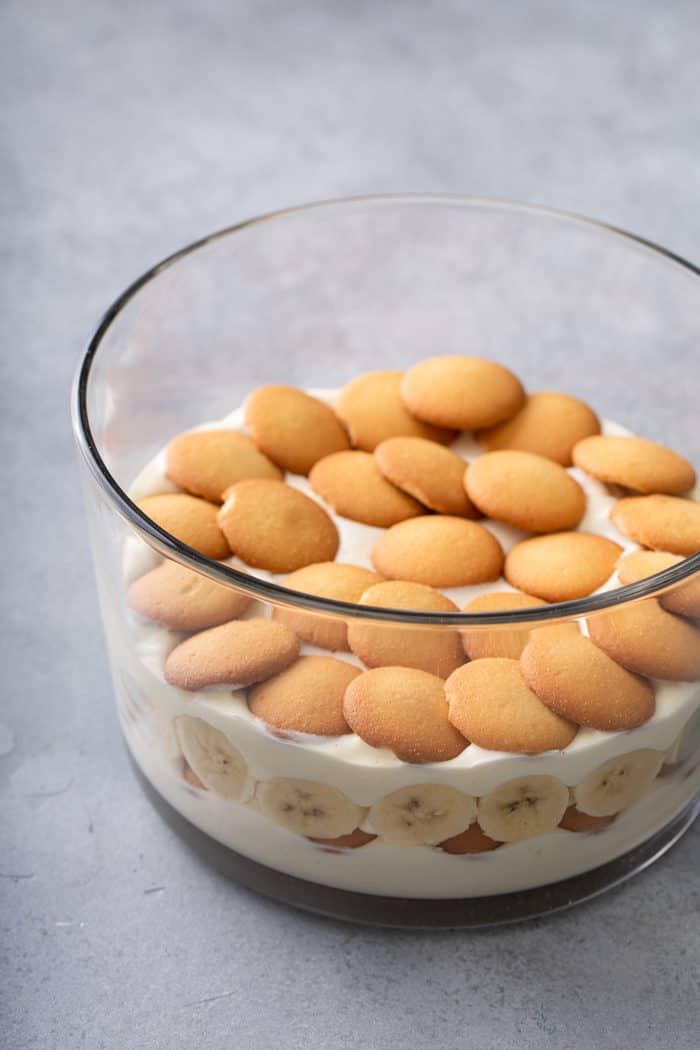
[{"left": 128, "top": 355, "right": 700, "bottom": 848}]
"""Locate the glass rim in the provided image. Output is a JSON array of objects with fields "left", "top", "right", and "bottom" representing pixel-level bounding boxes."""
[{"left": 72, "top": 193, "right": 700, "bottom": 627}]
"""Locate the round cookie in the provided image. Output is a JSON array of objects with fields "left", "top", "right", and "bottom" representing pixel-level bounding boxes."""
[
  {"left": 437, "top": 824, "right": 501, "bottom": 854},
  {"left": 272, "top": 562, "right": 383, "bottom": 651},
  {"left": 505, "top": 532, "right": 623, "bottom": 601},
  {"left": 248, "top": 655, "right": 359, "bottom": 736},
  {"left": 587, "top": 600, "right": 700, "bottom": 682},
  {"left": 400, "top": 355, "right": 525, "bottom": 430},
  {"left": 572, "top": 435, "right": 696, "bottom": 495},
  {"left": 372, "top": 516, "right": 505, "bottom": 588},
  {"left": 559, "top": 807, "right": 615, "bottom": 833},
  {"left": 164, "top": 618, "right": 300, "bottom": 690},
  {"left": 138, "top": 493, "right": 230, "bottom": 559},
  {"left": 610, "top": 495, "right": 700, "bottom": 557},
  {"left": 166, "top": 429, "right": 283, "bottom": 502},
  {"left": 464, "top": 450, "right": 586, "bottom": 533},
  {"left": 308, "top": 829, "right": 377, "bottom": 850},
  {"left": 127, "top": 559, "right": 252, "bottom": 630},
  {"left": 217, "top": 479, "right": 339, "bottom": 573},
  {"left": 342, "top": 666, "right": 467, "bottom": 763},
  {"left": 616, "top": 550, "right": 700, "bottom": 618},
  {"left": 309, "top": 450, "right": 424, "bottom": 527},
  {"left": 244, "top": 385, "right": 349, "bottom": 474},
  {"left": 374, "top": 436, "right": 478, "bottom": 517},
  {"left": 445, "top": 658, "right": 577, "bottom": 754},
  {"left": 335, "top": 370, "right": 455, "bottom": 451},
  {"left": 347, "top": 580, "right": 464, "bottom": 678},
  {"left": 460, "top": 590, "right": 549, "bottom": 660},
  {"left": 520, "top": 626, "right": 655, "bottom": 730},
  {"left": 478, "top": 391, "right": 600, "bottom": 466}
]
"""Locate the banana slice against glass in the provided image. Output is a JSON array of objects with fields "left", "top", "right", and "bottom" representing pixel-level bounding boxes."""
[
  {"left": 256, "top": 778, "right": 366, "bottom": 839},
  {"left": 368, "top": 784, "right": 477, "bottom": 846},
  {"left": 574, "top": 750, "right": 664, "bottom": 817},
  {"left": 174, "top": 715, "right": 250, "bottom": 801},
  {"left": 477, "top": 775, "right": 569, "bottom": 842}
]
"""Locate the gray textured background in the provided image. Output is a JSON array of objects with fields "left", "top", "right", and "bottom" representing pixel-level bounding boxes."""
[{"left": 2, "top": 2, "right": 700, "bottom": 1047}]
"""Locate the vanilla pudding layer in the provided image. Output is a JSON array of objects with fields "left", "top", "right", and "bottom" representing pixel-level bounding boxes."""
[{"left": 109, "top": 395, "right": 700, "bottom": 896}]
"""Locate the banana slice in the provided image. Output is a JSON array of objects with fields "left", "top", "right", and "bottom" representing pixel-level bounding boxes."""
[
  {"left": 174, "top": 716, "right": 249, "bottom": 801},
  {"left": 478, "top": 775, "right": 569, "bottom": 842},
  {"left": 256, "top": 778, "right": 365, "bottom": 839},
  {"left": 368, "top": 784, "right": 476, "bottom": 846},
  {"left": 574, "top": 749, "right": 664, "bottom": 817}
]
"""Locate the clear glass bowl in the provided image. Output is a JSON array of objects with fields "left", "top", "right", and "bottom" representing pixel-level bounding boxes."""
[{"left": 73, "top": 196, "right": 700, "bottom": 927}]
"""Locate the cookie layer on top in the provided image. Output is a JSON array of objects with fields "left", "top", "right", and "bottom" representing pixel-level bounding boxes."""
[
  {"left": 573, "top": 435, "right": 696, "bottom": 495},
  {"left": 520, "top": 626, "right": 655, "bottom": 730},
  {"left": 309, "top": 450, "right": 424, "bottom": 526},
  {"left": 272, "top": 562, "right": 383, "bottom": 651},
  {"left": 445, "top": 658, "right": 577, "bottom": 754},
  {"left": 343, "top": 666, "right": 467, "bottom": 763},
  {"left": 336, "top": 370, "right": 455, "bottom": 450},
  {"left": 245, "top": 385, "right": 349, "bottom": 474},
  {"left": 372, "top": 516, "right": 505, "bottom": 587},
  {"left": 478, "top": 391, "right": 600, "bottom": 465},
  {"left": 128, "top": 559, "right": 251, "bottom": 631},
  {"left": 464, "top": 450, "right": 586, "bottom": 533},
  {"left": 374, "top": 436, "right": 478, "bottom": 517},
  {"left": 166, "top": 429, "right": 282, "bottom": 502},
  {"left": 347, "top": 580, "right": 464, "bottom": 677},
  {"left": 218, "top": 479, "right": 339, "bottom": 572},
  {"left": 164, "top": 618, "right": 300, "bottom": 690},
  {"left": 400, "top": 355, "right": 526, "bottom": 430}
]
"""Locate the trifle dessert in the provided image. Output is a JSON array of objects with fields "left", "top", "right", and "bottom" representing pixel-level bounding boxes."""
[{"left": 109, "top": 353, "right": 700, "bottom": 903}]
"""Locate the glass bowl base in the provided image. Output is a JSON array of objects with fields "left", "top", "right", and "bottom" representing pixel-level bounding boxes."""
[{"left": 128, "top": 754, "right": 700, "bottom": 929}]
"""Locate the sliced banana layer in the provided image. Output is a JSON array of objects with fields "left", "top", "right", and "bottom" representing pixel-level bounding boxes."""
[
  {"left": 174, "top": 716, "right": 250, "bottom": 801},
  {"left": 368, "top": 784, "right": 476, "bottom": 846},
  {"left": 574, "top": 749, "right": 664, "bottom": 817},
  {"left": 477, "top": 775, "right": 569, "bottom": 842},
  {"left": 256, "top": 778, "right": 365, "bottom": 839}
]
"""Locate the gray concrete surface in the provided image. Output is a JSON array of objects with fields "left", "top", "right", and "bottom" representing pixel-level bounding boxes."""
[{"left": 2, "top": 2, "right": 700, "bottom": 1047}]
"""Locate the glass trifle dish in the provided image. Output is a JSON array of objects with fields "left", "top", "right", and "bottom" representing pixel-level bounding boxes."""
[{"left": 73, "top": 197, "right": 700, "bottom": 926}]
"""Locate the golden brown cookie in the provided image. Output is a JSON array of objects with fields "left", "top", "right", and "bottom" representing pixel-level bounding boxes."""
[
  {"left": 400, "top": 355, "right": 526, "bottom": 430},
  {"left": 572, "top": 435, "right": 696, "bottom": 495},
  {"left": 559, "top": 807, "right": 615, "bottom": 833},
  {"left": 445, "top": 658, "right": 577, "bottom": 753},
  {"left": 460, "top": 590, "right": 549, "bottom": 660},
  {"left": 374, "top": 436, "right": 478, "bottom": 517},
  {"left": 464, "top": 450, "right": 586, "bottom": 533},
  {"left": 347, "top": 580, "right": 464, "bottom": 677},
  {"left": 247, "top": 655, "right": 359, "bottom": 736},
  {"left": 520, "top": 626, "right": 655, "bottom": 730},
  {"left": 272, "top": 562, "right": 383, "bottom": 651},
  {"left": 138, "top": 493, "right": 230, "bottom": 559},
  {"left": 437, "top": 824, "right": 501, "bottom": 853},
  {"left": 127, "top": 559, "right": 251, "bottom": 630},
  {"left": 335, "top": 370, "right": 455, "bottom": 451},
  {"left": 342, "top": 666, "right": 467, "bottom": 763},
  {"left": 478, "top": 391, "right": 601, "bottom": 466},
  {"left": 616, "top": 550, "right": 700, "bottom": 619},
  {"left": 244, "top": 385, "right": 349, "bottom": 474},
  {"left": 166, "top": 429, "right": 283, "bottom": 502},
  {"left": 587, "top": 600, "right": 700, "bottom": 681},
  {"left": 372, "top": 516, "right": 505, "bottom": 587},
  {"left": 308, "top": 829, "right": 377, "bottom": 850},
  {"left": 164, "top": 618, "right": 300, "bottom": 690},
  {"left": 309, "top": 450, "right": 424, "bottom": 527},
  {"left": 610, "top": 495, "right": 700, "bottom": 557},
  {"left": 505, "top": 532, "right": 623, "bottom": 601},
  {"left": 217, "top": 479, "right": 339, "bottom": 572}
]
